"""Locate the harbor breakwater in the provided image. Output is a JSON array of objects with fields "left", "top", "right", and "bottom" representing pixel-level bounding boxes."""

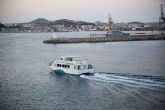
[{"left": 43, "top": 35, "right": 165, "bottom": 44}]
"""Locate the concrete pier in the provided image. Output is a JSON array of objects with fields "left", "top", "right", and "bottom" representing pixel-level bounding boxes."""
[{"left": 43, "top": 35, "right": 165, "bottom": 44}]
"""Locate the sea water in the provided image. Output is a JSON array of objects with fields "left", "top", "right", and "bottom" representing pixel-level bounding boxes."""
[{"left": 0, "top": 32, "right": 165, "bottom": 110}]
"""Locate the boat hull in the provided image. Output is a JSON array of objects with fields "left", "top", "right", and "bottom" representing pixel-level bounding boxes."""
[{"left": 50, "top": 65, "right": 94, "bottom": 75}]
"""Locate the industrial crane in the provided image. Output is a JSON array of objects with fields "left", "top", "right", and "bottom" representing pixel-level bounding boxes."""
[{"left": 159, "top": 4, "right": 165, "bottom": 34}]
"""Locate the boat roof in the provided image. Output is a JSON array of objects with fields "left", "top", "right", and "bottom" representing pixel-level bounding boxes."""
[
  {"left": 62, "top": 56, "right": 78, "bottom": 58},
  {"left": 61, "top": 56, "right": 86, "bottom": 58},
  {"left": 61, "top": 56, "right": 87, "bottom": 61}
]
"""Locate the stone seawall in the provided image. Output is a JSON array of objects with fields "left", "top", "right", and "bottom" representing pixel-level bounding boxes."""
[{"left": 43, "top": 35, "right": 165, "bottom": 44}]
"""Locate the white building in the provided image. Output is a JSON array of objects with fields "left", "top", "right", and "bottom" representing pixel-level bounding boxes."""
[{"left": 128, "top": 22, "right": 144, "bottom": 31}]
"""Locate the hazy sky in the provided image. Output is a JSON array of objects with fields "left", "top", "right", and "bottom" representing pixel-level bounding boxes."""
[{"left": 0, "top": 0, "right": 165, "bottom": 23}]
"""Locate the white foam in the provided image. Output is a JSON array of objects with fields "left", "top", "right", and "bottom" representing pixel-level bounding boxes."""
[{"left": 80, "top": 73, "right": 165, "bottom": 89}]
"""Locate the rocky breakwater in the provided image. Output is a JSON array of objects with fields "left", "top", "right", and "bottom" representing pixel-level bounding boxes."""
[{"left": 43, "top": 35, "right": 165, "bottom": 44}]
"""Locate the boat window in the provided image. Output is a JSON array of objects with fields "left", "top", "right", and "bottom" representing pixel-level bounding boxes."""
[
  {"left": 60, "top": 64, "right": 70, "bottom": 68},
  {"left": 62, "top": 65, "right": 65, "bottom": 68},
  {"left": 57, "top": 64, "right": 61, "bottom": 67},
  {"left": 88, "top": 65, "right": 92, "bottom": 69},
  {"left": 78, "top": 65, "right": 80, "bottom": 70},
  {"left": 65, "top": 58, "right": 73, "bottom": 61}
]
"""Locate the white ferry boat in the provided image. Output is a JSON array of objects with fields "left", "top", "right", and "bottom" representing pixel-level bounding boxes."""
[{"left": 49, "top": 56, "right": 95, "bottom": 75}]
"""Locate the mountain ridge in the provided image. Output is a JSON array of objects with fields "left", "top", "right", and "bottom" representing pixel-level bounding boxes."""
[
  {"left": 28, "top": 18, "right": 96, "bottom": 26},
  {"left": 29, "top": 18, "right": 50, "bottom": 24}
]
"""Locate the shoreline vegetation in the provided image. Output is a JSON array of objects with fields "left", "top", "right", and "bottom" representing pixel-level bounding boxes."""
[{"left": 43, "top": 35, "right": 165, "bottom": 44}]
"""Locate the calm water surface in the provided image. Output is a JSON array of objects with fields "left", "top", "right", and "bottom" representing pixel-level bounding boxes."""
[{"left": 0, "top": 32, "right": 165, "bottom": 110}]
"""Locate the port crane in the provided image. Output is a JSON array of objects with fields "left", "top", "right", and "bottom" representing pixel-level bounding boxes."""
[
  {"left": 108, "top": 14, "right": 114, "bottom": 30},
  {"left": 159, "top": 4, "right": 165, "bottom": 34}
]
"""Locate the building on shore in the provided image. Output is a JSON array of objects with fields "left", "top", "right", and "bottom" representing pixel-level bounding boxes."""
[{"left": 128, "top": 22, "right": 144, "bottom": 31}]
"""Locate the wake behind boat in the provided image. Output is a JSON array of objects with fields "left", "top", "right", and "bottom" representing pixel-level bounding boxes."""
[{"left": 49, "top": 56, "right": 95, "bottom": 75}]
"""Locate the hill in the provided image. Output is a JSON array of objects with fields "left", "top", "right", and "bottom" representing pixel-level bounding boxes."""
[
  {"left": 0, "top": 23, "right": 6, "bottom": 28},
  {"left": 94, "top": 21, "right": 106, "bottom": 25},
  {"left": 29, "top": 18, "right": 50, "bottom": 24},
  {"left": 50, "top": 19, "right": 95, "bottom": 27}
]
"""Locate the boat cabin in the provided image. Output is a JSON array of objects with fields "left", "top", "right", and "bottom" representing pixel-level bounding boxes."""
[{"left": 54, "top": 56, "right": 93, "bottom": 70}]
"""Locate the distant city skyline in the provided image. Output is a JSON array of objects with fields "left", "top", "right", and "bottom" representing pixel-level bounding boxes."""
[{"left": 0, "top": 0, "right": 165, "bottom": 23}]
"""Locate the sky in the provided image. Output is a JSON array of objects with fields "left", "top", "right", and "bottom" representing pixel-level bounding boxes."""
[{"left": 0, "top": 0, "right": 165, "bottom": 23}]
